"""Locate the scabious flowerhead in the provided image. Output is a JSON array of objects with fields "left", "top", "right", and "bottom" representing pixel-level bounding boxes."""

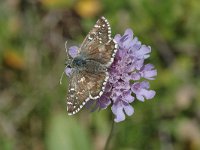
[
  {"left": 97, "top": 29, "right": 157, "bottom": 122},
  {"left": 65, "top": 28, "right": 157, "bottom": 123}
]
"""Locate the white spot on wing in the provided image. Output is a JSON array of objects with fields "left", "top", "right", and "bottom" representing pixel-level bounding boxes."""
[
  {"left": 94, "top": 24, "right": 100, "bottom": 28},
  {"left": 99, "top": 91, "right": 103, "bottom": 96}
]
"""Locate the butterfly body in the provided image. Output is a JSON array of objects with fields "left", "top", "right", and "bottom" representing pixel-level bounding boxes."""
[
  {"left": 72, "top": 57, "right": 86, "bottom": 69},
  {"left": 66, "top": 17, "right": 118, "bottom": 115},
  {"left": 69, "top": 57, "right": 107, "bottom": 73}
]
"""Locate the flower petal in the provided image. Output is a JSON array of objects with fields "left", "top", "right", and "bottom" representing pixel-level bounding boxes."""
[
  {"left": 140, "top": 89, "right": 156, "bottom": 99},
  {"left": 122, "top": 29, "right": 134, "bottom": 49},
  {"left": 140, "top": 64, "right": 157, "bottom": 80},
  {"left": 143, "top": 70, "right": 157, "bottom": 80},
  {"left": 124, "top": 28, "right": 133, "bottom": 38},
  {"left": 133, "top": 40, "right": 142, "bottom": 50},
  {"left": 135, "top": 59, "right": 144, "bottom": 70},
  {"left": 135, "top": 45, "right": 151, "bottom": 59},
  {"left": 114, "top": 34, "right": 121, "bottom": 43},
  {"left": 140, "top": 81, "right": 150, "bottom": 89},
  {"left": 111, "top": 104, "right": 125, "bottom": 122},
  {"left": 124, "top": 104, "right": 134, "bottom": 116},
  {"left": 131, "top": 81, "right": 155, "bottom": 101},
  {"left": 68, "top": 46, "right": 78, "bottom": 58},
  {"left": 130, "top": 72, "right": 141, "bottom": 80},
  {"left": 98, "top": 95, "right": 111, "bottom": 109},
  {"left": 122, "top": 90, "right": 134, "bottom": 103}
]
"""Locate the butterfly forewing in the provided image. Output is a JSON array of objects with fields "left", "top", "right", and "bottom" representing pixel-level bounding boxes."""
[
  {"left": 81, "top": 17, "right": 111, "bottom": 49},
  {"left": 67, "top": 71, "right": 108, "bottom": 115},
  {"left": 80, "top": 17, "right": 117, "bottom": 66},
  {"left": 84, "top": 39, "right": 117, "bottom": 66}
]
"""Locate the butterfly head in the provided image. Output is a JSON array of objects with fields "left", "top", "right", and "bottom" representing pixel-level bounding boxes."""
[
  {"left": 66, "top": 56, "right": 87, "bottom": 70},
  {"left": 65, "top": 58, "right": 72, "bottom": 68}
]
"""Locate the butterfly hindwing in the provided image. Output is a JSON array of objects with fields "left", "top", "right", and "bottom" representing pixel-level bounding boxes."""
[
  {"left": 67, "top": 72, "right": 89, "bottom": 114},
  {"left": 67, "top": 70, "right": 108, "bottom": 115}
]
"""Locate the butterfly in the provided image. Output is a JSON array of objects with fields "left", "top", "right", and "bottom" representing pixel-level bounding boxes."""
[{"left": 65, "top": 16, "right": 118, "bottom": 115}]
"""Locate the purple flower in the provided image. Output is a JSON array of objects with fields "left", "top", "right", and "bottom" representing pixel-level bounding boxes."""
[
  {"left": 131, "top": 81, "right": 156, "bottom": 102},
  {"left": 65, "top": 28, "right": 157, "bottom": 123},
  {"left": 97, "top": 28, "right": 157, "bottom": 122}
]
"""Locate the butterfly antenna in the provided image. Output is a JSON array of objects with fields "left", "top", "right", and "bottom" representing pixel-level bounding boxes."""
[
  {"left": 65, "top": 41, "right": 70, "bottom": 59},
  {"left": 59, "top": 71, "right": 65, "bottom": 85},
  {"left": 65, "top": 41, "right": 68, "bottom": 52}
]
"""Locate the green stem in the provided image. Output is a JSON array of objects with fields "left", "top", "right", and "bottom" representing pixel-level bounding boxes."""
[{"left": 104, "top": 118, "right": 115, "bottom": 150}]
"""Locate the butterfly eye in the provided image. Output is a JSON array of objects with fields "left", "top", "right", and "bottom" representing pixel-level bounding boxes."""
[{"left": 65, "top": 59, "right": 72, "bottom": 67}]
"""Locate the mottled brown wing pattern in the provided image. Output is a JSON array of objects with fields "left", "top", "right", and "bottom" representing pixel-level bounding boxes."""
[
  {"left": 67, "top": 72, "right": 89, "bottom": 115},
  {"left": 81, "top": 17, "right": 111, "bottom": 50},
  {"left": 67, "top": 71, "right": 108, "bottom": 115},
  {"left": 80, "top": 17, "right": 118, "bottom": 66},
  {"left": 84, "top": 39, "right": 117, "bottom": 66}
]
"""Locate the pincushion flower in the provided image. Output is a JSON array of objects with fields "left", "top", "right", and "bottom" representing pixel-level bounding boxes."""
[{"left": 65, "top": 28, "right": 157, "bottom": 123}]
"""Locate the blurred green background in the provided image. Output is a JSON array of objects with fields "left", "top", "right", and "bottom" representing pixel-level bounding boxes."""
[{"left": 1, "top": 0, "right": 200, "bottom": 150}]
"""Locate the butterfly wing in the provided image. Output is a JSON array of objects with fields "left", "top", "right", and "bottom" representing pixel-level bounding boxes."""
[
  {"left": 66, "top": 17, "right": 117, "bottom": 115},
  {"left": 67, "top": 70, "right": 108, "bottom": 115},
  {"left": 80, "top": 17, "right": 118, "bottom": 66}
]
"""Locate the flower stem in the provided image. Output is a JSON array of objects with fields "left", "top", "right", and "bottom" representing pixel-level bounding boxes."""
[{"left": 104, "top": 118, "right": 115, "bottom": 150}]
